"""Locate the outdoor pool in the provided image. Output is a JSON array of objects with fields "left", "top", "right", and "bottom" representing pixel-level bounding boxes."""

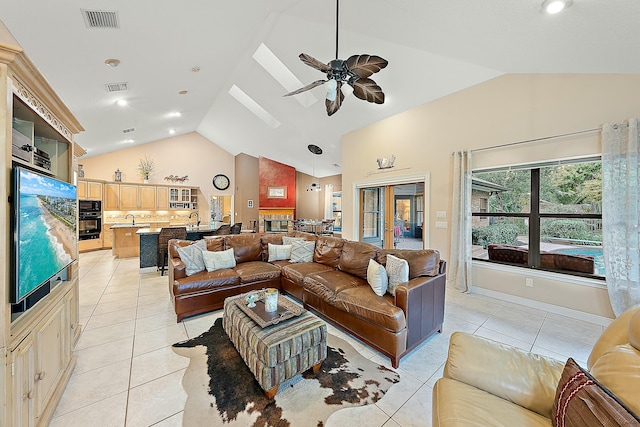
[{"left": 551, "top": 247, "right": 605, "bottom": 276}]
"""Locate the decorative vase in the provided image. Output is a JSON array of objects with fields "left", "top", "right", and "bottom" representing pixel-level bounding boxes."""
[{"left": 264, "top": 288, "right": 279, "bottom": 312}]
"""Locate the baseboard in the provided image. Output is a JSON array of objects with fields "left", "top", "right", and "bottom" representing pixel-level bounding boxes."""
[{"left": 471, "top": 286, "right": 613, "bottom": 327}]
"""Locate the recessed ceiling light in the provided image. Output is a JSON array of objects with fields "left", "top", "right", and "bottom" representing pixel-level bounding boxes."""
[
  {"left": 104, "top": 58, "right": 120, "bottom": 67},
  {"left": 116, "top": 99, "right": 127, "bottom": 106},
  {"left": 191, "top": 66, "right": 200, "bottom": 72},
  {"left": 541, "top": 0, "right": 572, "bottom": 14},
  {"left": 124, "top": 138, "right": 134, "bottom": 143},
  {"left": 169, "top": 111, "right": 182, "bottom": 117},
  {"left": 178, "top": 90, "right": 188, "bottom": 95},
  {"left": 169, "top": 129, "right": 176, "bottom": 135}
]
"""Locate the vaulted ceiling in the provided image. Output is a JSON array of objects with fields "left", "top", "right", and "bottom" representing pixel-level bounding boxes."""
[{"left": 3, "top": 1, "right": 639, "bottom": 177}]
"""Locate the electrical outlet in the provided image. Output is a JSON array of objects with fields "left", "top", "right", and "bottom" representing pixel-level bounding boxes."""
[
  {"left": 435, "top": 221, "right": 448, "bottom": 229},
  {"left": 436, "top": 211, "right": 447, "bottom": 218},
  {"left": 525, "top": 278, "right": 533, "bottom": 287}
]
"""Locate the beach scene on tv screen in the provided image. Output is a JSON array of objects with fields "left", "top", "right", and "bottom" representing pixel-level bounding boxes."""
[{"left": 18, "top": 169, "right": 76, "bottom": 300}]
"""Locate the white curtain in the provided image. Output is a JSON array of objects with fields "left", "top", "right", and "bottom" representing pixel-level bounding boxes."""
[
  {"left": 602, "top": 119, "right": 640, "bottom": 316},
  {"left": 324, "top": 184, "right": 334, "bottom": 220},
  {"left": 449, "top": 151, "right": 473, "bottom": 292}
]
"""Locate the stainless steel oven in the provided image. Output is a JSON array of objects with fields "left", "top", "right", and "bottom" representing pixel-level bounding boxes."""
[{"left": 79, "top": 200, "right": 102, "bottom": 240}]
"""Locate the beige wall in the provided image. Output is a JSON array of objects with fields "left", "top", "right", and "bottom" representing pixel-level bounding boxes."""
[
  {"left": 296, "top": 173, "right": 342, "bottom": 220},
  {"left": 234, "top": 153, "right": 259, "bottom": 225},
  {"left": 79, "top": 132, "right": 235, "bottom": 221},
  {"left": 342, "top": 74, "right": 640, "bottom": 320}
]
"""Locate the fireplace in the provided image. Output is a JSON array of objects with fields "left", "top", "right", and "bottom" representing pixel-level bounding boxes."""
[{"left": 259, "top": 209, "right": 295, "bottom": 233}]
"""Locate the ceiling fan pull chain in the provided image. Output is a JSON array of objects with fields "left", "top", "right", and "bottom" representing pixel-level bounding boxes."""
[{"left": 335, "top": 0, "right": 339, "bottom": 60}]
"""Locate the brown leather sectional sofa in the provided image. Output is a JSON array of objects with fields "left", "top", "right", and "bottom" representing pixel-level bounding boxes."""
[{"left": 168, "top": 231, "right": 447, "bottom": 368}]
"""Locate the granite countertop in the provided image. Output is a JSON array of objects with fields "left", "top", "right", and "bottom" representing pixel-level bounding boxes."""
[
  {"left": 136, "top": 224, "right": 219, "bottom": 235},
  {"left": 104, "top": 220, "right": 171, "bottom": 226},
  {"left": 110, "top": 223, "right": 151, "bottom": 229}
]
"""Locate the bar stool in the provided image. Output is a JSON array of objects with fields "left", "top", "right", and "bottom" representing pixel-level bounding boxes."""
[{"left": 157, "top": 227, "right": 187, "bottom": 276}]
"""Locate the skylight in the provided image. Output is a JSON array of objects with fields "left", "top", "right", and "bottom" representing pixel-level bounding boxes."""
[
  {"left": 228, "top": 84, "right": 281, "bottom": 129},
  {"left": 252, "top": 43, "right": 318, "bottom": 108}
]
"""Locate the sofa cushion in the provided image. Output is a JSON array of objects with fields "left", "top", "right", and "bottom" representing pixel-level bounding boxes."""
[
  {"left": 280, "top": 262, "right": 334, "bottom": 287},
  {"left": 338, "top": 241, "right": 379, "bottom": 280},
  {"left": 290, "top": 240, "right": 315, "bottom": 263},
  {"left": 176, "top": 239, "right": 207, "bottom": 276},
  {"left": 173, "top": 269, "right": 240, "bottom": 296},
  {"left": 312, "top": 236, "right": 345, "bottom": 268},
  {"left": 202, "top": 248, "right": 236, "bottom": 272},
  {"left": 367, "top": 259, "right": 388, "bottom": 296},
  {"left": 205, "top": 236, "right": 225, "bottom": 252},
  {"left": 379, "top": 249, "right": 441, "bottom": 279},
  {"left": 386, "top": 254, "right": 409, "bottom": 296},
  {"left": 225, "top": 234, "right": 262, "bottom": 263},
  {"left": 552, "top": 358, "right": 640, "bottom": 427},
  {"left": 233, "top": 261, "right": 281, "bottom": 284},
  {"left": 268, "top": 243, "right": 292, "bottom": 262},
  {"left": 589, "top": 344, "right": 640, "bottom": 416},
  {"left": 334, "top": 286, "right": 405, "bottom": 332},
  {"left": 433, "top": 377, "right": 551, "bottom": 427},
  {"left": 302, "top": 270, "right": 365, "bottom": 305}
]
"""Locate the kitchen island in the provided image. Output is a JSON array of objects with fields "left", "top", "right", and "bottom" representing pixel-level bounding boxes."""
[
  {"left": 111, "top": 224, "right": 151, "bottom": 258},
  {"left": 136, "top": 224, "right": 225, "bottom": 268}
]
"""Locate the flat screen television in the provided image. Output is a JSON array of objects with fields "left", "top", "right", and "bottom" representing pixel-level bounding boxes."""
[{"left": 10, "top": 166, "right": 77, "bottom": 305}]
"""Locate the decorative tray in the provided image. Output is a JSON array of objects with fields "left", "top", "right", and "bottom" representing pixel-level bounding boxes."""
[{"left": 235, "top": 293, "right": 304, "bottom": 328}]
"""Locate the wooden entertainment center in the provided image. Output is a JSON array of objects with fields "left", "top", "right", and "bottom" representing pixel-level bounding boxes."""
[{"left": 1, "top": 34, "right": 84, "bottom": 427}]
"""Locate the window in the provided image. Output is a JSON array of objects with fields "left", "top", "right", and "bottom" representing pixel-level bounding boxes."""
[
  {"left": 332, "top": 191, "right": 342, "bottom": 231},
  {"left": 471, "top": 159, "right": 603, "bottom": 278}
]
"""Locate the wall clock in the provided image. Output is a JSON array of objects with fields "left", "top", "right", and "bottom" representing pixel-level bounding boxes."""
[{"left": 213, "top": 174, "right": 230, "bottom": 190}]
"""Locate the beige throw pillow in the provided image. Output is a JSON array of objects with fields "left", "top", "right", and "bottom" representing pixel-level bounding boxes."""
[
  {"left": 268, "top": 243, "right": 292, "bottom": 262},
  {"left": 282, "top": 236, "right": 305, "bottom": 246},
  {"left": 290, "top": 240, "right": 315, "bottom": 263},
  {"left": 202, "top": 248, "right": 236, "bottom": 272},
  {"left": 386, "top": 254, "right": 409, "bottom": 296},
  {"left": 367, "top": 259, "right": 388, "bottom": 296}
]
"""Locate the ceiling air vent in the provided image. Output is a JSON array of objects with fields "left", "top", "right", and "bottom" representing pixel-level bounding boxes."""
[
  {"left": 122, "top": 128, "right": 135, "bottom": 134},
  {"left": 81, "top": 9, "right": 120, "bottom": 29},
  {"left": 105, "top": 82, "right": 128, "bottom": 92}
]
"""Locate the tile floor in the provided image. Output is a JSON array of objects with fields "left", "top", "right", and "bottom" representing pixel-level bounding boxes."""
[{"left": 49, "top": 250, "right": 606, "bottom": 426}]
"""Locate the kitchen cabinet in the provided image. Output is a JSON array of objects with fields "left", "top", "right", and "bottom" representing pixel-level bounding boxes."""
[
  {"left": 104, "top": 183, "right": 120, "bottom": 210},
  {"left": 119, "top": 184, "right": 139, "bottom": 210},
  {"left": 157, "top": 186, "right": 169, "bottom": 210},
  {"left": 103, "top": 225, "right": 113, "bottom": 249},
  {"left": 169, "top": 187, "right": 198, "bottom": 209},
  {"left": 139, "top": 185, "right": 157, "bottom": 210},
  {"left": 77, "top": 180, "right": 103, "bottom": 201}
]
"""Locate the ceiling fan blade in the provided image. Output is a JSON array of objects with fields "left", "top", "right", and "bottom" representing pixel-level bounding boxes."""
[
  {"left": 351, "top": 78, "right": 385, "bottom": 104},
  {"left": 283, "top": 79, "right": 327, "bottom": 97},
  {"left": 345, "top": 55, "right": 388, "bottom": 79},
  {"left": 299, "top": 53, "right": 331, "bottom": 72},
  {"left": 325, "top": 81, "right": 345, "bottom": 116}
]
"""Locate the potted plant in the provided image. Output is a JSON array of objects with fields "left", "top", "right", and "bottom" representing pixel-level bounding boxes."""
[{"left": 138, "top": 155, "right": 155, "bottom": 183}]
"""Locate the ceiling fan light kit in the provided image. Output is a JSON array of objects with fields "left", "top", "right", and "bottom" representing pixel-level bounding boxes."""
[{"left": 284, "top": 0, "right": 388, "bottom": 116}]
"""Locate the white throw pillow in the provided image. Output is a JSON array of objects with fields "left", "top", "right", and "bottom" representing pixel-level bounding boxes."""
[
  {"left": 386, "top": 254, "right": 409, "bottom": 296},
  {"left": 202, "top": 248, "right": 236, "bottom": 272},
  {"left": 367, "top": 259, "right": 388, "bottom": 296},
  {"left": 176, "top": 240, "right": 207, "bottom": 276},
  {"left": 282, "top": 236, "right": 304, "bottom": 246},
  {"left": 290, "top": 240, "right": 315, "bottom": 263},
  {"left": 268, "top": 243, "right": 292, "bottom": 262}
]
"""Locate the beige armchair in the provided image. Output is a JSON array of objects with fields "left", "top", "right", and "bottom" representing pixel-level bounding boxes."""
[{"left": 433, "top": 306, "right": 640, "bottom": 426}]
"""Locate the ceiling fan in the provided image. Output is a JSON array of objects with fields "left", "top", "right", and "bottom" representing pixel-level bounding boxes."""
[{"left": 283, "top": 0, "right": 388, "bottom": 116}]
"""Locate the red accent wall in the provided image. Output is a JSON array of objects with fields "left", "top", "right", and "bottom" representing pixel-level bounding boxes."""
[{"left": 258, "top": 157, "right": 296, "bottom": 208}]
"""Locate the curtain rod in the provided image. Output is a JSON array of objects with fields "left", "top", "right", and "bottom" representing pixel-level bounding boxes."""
[{"left": 467, "top": 127, "right": 601, "bottom": 154}]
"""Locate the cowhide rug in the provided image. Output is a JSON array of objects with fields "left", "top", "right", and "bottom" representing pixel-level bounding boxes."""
[{"left": 172, "top": 318, "right": 400, "bottom": 427}]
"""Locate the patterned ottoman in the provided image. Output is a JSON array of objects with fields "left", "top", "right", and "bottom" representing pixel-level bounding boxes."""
[{"left": 222, "top": 294, "right": 327, "bottom": 398}]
